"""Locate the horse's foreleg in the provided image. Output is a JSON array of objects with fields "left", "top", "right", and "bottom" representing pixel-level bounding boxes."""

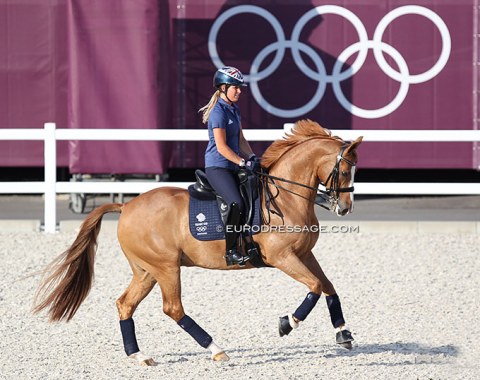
[
  {"left": 301, "top": 251, "right": 354, "bottom": 349},
  {"left": 116, "top": 270, "right": 157, "bottom": 366},
  {"left": 271, "top": 251, "right": 323, "bottom": 337},
  {"left": 155, "top": 264, "right": 230, "bottom": 362}
]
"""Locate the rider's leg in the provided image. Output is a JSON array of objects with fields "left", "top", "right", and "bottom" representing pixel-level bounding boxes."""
[
  {"left": 205, "top": 167, "right": 247, "bottom": 266},
  {"left": 204, "top": 167, "right": 244, "bottom": 211},
  {"left": 224, "top": 202, "right": 245, "bottom": 265}
]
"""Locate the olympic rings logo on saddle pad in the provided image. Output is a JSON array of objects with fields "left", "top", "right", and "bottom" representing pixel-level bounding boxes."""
[{"left": 208, "top": 5, "right": 451, "bottom": 119}]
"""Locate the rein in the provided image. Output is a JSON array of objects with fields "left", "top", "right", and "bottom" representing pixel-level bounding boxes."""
[{"left": 256, "top": 145, "right": 356, "bottom": 221}]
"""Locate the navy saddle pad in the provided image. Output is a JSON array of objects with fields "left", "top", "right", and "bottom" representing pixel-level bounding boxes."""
[{"left": 189, "top": 195, "right": 261, "bottom": 241}]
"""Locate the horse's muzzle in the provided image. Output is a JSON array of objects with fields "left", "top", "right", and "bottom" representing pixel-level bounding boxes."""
[{"left": 335, "top": 200, "right": 353, "bottom": 216}]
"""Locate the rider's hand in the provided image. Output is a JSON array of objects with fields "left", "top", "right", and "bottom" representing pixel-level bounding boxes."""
[{"left": 245, "top": 156, "right": 261, "bottom": 173}]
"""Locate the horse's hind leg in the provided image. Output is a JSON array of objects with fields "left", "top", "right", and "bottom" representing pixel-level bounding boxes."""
[
  {"left": 301, "top": 251, "right": 354, "bottom": 349},
  {"left": 154, "top": 263, "right": 230, "bottom": 361},
  {"left": 116, "top": 265, "right": 157, "bottom": 366}
]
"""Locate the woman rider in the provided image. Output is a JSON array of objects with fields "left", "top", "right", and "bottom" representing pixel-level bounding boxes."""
[{"left": 199, "top": 66, "right": 259, "bottom": 266}]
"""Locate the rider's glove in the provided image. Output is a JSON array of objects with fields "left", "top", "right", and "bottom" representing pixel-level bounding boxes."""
[{"left": 245, "top": 155, "right": 261, "bottom": 173}]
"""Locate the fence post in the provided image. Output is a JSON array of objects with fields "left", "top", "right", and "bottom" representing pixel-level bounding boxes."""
[{"left": 44, "top": 123, "right": 57, "bottom": 233}]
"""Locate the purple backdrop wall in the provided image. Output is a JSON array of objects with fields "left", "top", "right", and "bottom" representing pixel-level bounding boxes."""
[
  {"left": 0, "top": 0, "right": 68, "bottom": 166},
  {"left": 0, "top": 0, "right": 477, "bottom": 171},
  {"left": 67, "top": 0, "right": 165, "bottom": 173}
]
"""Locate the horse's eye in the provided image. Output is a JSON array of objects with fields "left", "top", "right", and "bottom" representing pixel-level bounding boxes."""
[{"left": 341, "top": 171, "right": 348, "bottom": 177}]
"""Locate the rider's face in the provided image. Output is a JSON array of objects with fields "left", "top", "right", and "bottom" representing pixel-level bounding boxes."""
[{"left": 222, "top": 85, "right": 242, "bottom": 103}]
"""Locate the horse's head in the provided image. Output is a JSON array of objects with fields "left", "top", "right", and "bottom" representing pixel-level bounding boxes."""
[
  {"left": 261, "top": 120, "right": 363, "bottom": 217},
  {"left": 317, "top": 136, "right": 363, "bottom": 216}
]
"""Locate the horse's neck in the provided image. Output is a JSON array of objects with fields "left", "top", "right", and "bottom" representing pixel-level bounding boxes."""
[{"left": 267, "top": 141, "right": 331, "bottom": 219}]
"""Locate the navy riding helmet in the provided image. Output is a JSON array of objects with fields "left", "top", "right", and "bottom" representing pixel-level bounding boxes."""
[{"left": 213, "top": 66, "right": 248, "bottom": 88}]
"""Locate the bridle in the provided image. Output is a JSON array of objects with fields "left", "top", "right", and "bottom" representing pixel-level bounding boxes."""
[
  {"left": 255, "top": 144, "right": 356, "bottom": 222},
  {"left": 319, "top": 144, "right": 356, "bottom": 207}
]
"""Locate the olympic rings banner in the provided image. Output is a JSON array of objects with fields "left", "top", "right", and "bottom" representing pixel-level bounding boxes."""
[
  {"left": 209, "top": 4, "right": 451, "bottom": 120},
  {"left": 173, "top": 0, "right": 476, "bottom": 169}
]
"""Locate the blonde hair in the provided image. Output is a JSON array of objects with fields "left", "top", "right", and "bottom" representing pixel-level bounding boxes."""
[{"left": 199, "top": 90, "right": 221, "bottom": 124}]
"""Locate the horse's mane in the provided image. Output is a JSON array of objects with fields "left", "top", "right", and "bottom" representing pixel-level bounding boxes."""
[{"left": 261, "top": 119, "right": 343, "bottom": 169}]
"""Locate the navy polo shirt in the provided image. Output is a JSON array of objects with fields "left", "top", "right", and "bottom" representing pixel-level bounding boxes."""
[{"left": 204, "top": 98, "right": 241, "bottom": 170}]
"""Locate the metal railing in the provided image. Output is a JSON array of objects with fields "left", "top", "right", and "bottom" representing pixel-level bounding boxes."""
[{"left": 1, "top": 123, "right": 479, "bottom": 233}]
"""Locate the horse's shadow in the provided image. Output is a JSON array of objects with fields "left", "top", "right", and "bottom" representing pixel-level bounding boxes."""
[
  {"left": 215, "top": 342, "right": 459, "bottom": 366},
  {"left": 159, "top": 341, "right": 458, "bottom": 367}
]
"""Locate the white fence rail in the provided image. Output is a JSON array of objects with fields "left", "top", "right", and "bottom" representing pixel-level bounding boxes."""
[{"left": 1, "top": 123, "right": 480, "bottom": 233}]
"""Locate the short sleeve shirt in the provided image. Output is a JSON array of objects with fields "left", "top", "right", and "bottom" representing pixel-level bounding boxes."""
[{"left": 204, "top": 98, "right": 241, "bottom": 170}]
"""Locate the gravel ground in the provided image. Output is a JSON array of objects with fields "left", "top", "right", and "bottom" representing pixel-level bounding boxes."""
[{"left": 0, "top": 230, "right": 478, "bottom": 380}]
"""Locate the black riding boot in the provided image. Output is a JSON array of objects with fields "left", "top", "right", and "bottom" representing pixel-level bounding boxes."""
[{"left": 224, "top": 203, "right": 247, "bottom": 266}]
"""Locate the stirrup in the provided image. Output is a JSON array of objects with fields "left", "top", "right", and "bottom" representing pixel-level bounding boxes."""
[{"left": 225, "top": 249, "right": 249, "bottom": 267}]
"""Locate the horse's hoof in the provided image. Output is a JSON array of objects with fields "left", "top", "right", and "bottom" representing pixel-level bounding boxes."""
[
  {"left": 278, "top": 315, "right": 293, "bottom": 337},
  {"left": 279, "top": 314, "right": 299, "bottom": 337},
  {"left": 336, "top": 329, "right": 354, "bottom": 350},
  {"left": 129, "top": 351, "right": 156, "bottom": 366},
  {"left": 339, "top": 341, "right": 353, "bottom": 350},
  {"left": 212, "top": 351, "right": 230, "bottom": 361}
]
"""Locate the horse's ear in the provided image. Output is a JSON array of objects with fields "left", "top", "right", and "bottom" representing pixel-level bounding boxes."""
[{"left": 345, "top": 136, "right": 363, "bottom": 153}]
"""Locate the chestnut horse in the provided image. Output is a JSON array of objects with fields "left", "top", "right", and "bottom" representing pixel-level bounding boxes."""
[{"left": 34, "top": 120, "right": 362, "bottom": 365}]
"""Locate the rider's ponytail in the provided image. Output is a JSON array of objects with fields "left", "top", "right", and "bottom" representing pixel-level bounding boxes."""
[{"left": 199, "top": 90, "right": 220, "bottom": 124}]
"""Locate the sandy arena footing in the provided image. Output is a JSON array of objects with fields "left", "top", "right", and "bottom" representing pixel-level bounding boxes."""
[{"left": 0, "top": 230, "right": 478, "bottom": 379}]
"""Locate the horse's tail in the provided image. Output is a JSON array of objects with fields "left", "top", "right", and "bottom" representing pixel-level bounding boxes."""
[{"left": 33, "top": 203, "right": 123, "bottom": 322}]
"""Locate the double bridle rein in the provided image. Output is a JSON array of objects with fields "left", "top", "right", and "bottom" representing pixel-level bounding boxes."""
[{"left": 255, "top": 145, "right": 356, "bottom": 221}]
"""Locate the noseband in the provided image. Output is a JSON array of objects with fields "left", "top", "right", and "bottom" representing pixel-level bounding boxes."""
[{"left": 256, "top": 144, "right": 357, "bottom": 217}]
